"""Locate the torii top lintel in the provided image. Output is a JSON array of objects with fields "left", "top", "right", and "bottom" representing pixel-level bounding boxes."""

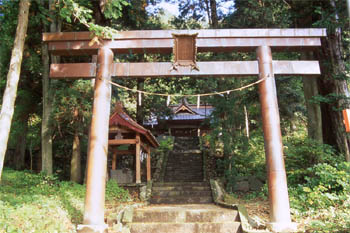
[{"left": 43, "top": 28, "right": 326, "bottom": 56}]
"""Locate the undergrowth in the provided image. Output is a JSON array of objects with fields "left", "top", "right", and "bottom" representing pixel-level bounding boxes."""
[
  {"left": 0, "top": 168, "right": 131, "bottom": 233},
  {"left": 212, "top": 131, "right": 350, "bottom": 232}
]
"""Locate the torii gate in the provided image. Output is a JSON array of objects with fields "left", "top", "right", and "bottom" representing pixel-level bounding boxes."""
[{"left": 43, "top": 28, "right": 326, "bottom": 233}]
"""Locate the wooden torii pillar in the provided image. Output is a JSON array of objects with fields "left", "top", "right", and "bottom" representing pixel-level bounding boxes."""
[
  {"left": 43, "top": 28, "right": 326, "bottom": 233},
  {"left": 80, "top": 47, "right": 113, "bottom": 232}
]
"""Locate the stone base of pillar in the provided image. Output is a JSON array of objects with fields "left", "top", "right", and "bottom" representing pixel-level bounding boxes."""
[
  {"left": 77, "top": 224, "right": 108, "bottom": 233},
  {"left": 267, "top": 222, "right": 298, "bottom": 232}
]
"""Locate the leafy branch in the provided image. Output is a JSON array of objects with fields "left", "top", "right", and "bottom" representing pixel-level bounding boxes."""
[{"left": 58, "top": 0, "right": 129, "bottom": 39}]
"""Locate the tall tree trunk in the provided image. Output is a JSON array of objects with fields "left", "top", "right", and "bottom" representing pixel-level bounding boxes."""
[
  {"left": 41, "top": 0, "right": 60, "bottom": 175},
  {"left": 303, "top": 76, "right": 323, "bottom": 142},
  {"left": 204, "top": 0, "right": 212, "bottom": 26},
  {"left": 302, "top": 53, "right": 323, "bottom": 143},
  {"left": 318, "top": 1, "right": 350, "bottom": 161},
  {"left": 290, "top": 0, "right": 327, "bottom": 144},
  {"left": 209, "top": 0, "right": 218, "bottom": 28},
  {"left": 0, "top": 0, "right": 30, "bottom": 181},
  {"left": 71, "top": 130, "right": 82, "bottom": 183},
  {"left": 41, "top": 41, "right": 53, "bottom": 175},
  {"left": 14, "top": 111, "right": 30, "bottom": 170}
]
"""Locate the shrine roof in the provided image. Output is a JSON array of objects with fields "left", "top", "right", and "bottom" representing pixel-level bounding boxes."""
[
  {"left": 109, "top": 103, "right": 159, "bottom": 148},
  {"left": 143, "top": 100, "right": 214, "bottom": 126}
]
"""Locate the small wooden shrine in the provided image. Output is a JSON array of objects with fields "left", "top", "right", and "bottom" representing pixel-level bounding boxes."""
[
  {"left": 108, "top": 103, "right": 159, "bottom": 184},
  {"left": 144, "top": 99, "right": 214, "bottom": 136}
]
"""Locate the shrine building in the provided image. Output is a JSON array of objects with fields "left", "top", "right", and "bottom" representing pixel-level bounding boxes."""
[{"left": 143, "top": 98, "right": 214, "bottom": 137}]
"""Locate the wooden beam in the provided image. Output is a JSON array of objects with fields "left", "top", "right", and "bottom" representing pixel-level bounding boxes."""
[
  {"left": 50, "top": 61, "right": 321, "bottom": 79},
  {"left": 115, "top": 150, "right": 135, "bottom": 155},
  {"left": 50, "top": 63, "right": 96, "bottom": 79},
  {"left": 135, "top": 133, "right": 141, "bottom": 184},
  {"left": 108, "top": 139, "right": 137, "bottom": 145},
  {"left": 46, "top": 38, "right": 322, "bottom": 55},
  {"left": 109, "top": 126, "right": 131, "bottom": 134},
  {"left": 43, "top": 29, "right": 326, "bottom": 42}
]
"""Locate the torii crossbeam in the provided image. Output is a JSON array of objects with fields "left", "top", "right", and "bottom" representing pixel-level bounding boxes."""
[{"left": 43, "top": 28, "right": 326, "bottom": 233}]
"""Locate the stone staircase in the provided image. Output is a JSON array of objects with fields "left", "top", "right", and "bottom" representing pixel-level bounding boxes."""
[
  {"left": 129, "top": 204, "right": 243, "bottom": 233},
  {"left": 165, "top": 136, "right": 203, "bottom": 182},
  {"left": 150, "top": 182, "right": 212, "bottom": 204},
  {"left": 150, "top": 136, "right": 213, "bottom": 204},
  {"left": 108, "top": 136, "right": 244, "bottom": 233}
]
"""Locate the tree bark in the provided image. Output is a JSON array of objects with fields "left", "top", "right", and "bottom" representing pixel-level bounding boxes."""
[
  {"left": 41, "top": 0, "right": 60, "bottom": 175},
  {"left": 41, "top": 41, "right": 53, "bottom": 174},
  {"left": 303, "top": 77, "right": 323, "bottom": 142},
  {"left": 14, "top": 111, "right": 30, "bottom": 170},
  {"left": 209, "top": 0, "right": 218, "bottom": 28},
  {"left": 71, "top": 130, "right": 82, "bottom": 183},
  {"left": 318, "top": 0, "right": 350, "bottom": 161},
  {"left": 204, "top": 0, "right": 212, "bottom": 26},
  {"left": 0, "top": 0, "right": 30, "bottom": 181},
  {"left": 302, "top": 53, "right": 323, "bottom": 143}
]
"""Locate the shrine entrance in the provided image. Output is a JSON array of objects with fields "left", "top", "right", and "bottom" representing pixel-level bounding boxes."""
[{"left": 43, "top": 28, "right": 326, "bottom": 232}]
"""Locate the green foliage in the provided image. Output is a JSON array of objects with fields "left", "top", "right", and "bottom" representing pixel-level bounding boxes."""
[
  {"left": 224, "top": 0, "right": 291, "bottom": 28},
  {"left": 105, "top": 179, "right": 131, "bottom": 202},
  {"left": 284, "top": 135, "right": 342, "bottom": 184},
  {"left": 157, "top": 137, "right": 174, "bottom": 152},
  {"left": 0, "top": 169, "right": 132, "bottom": 232},
  {"left": 289, "top": 162, "right": 350, "bottom": 232},
  {"left": 0, "top": 169, "right": 80, "bottom": 232},
  {"left": 100, "top": 0, "right": 129, "bottom": 20},
  {"left": 58, "top": 0, "right": 129, "bottom": 38}
]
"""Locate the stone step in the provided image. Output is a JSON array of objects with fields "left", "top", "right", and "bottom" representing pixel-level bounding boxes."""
[
  {"left": 153, "top": 186, "right": 209, "bottom": 192},
  {"left": 160, "top": 177, "right": 205, "bottom": 182},
  {"left": 129, "top": 204, "right": 242, "bottom": 233},
  {"left": 164, "top": 176, "right": 204, "bottom": 181},
  {"left": 167, "top": 159, "right": 202, "bottom": 163},
  {"left": 168, "top": 157, "right": 202, "bottom": 160},
  {"left": 165, "top": 169, "right": 203, "bottom": 172},
  {"left": 166, "top": 165, "right": 202, "bottom": 168},
  {"left": 130, "top": 222, "right": 242, "bottom": 233},
  {"left": 153, "top": 182, "right": 209, "bottom": 187},
  {"left": 167, "top": 162, "right": 202, "bottom": 166},
  {"left": 165, "top": 172, "right": 203, "bottom": 177},
  {"left": 132, "top": 207, "right": 239, "bottom": 223},
  {"left": 152, "top": 190, "right": 212, "bottom": 197},
  {"left": 166, "top": 163, "right": 202, "bottom": 168},
  {"left": 164, "top": 178, "right": 204, "bottom": 183},
  {"left": 150, "top": 196, "right": 213, "bottom": 204},
  {"left": 169, "top": 152, "right": 202, "bottom": 156},
  {"left": 167, "top": 160, "right": 202, "bottom": 163},
  {"left": 164, "top": 176, "right": 203, "bottom": 180},
  {"left": 165, "top": 168, "right": 203, "bottom": 173}
]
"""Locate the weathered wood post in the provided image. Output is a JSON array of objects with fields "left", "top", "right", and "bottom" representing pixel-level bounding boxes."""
[
  {"left": 257, "top": 46, "right": 297, "bottom": 232},
  {"left": 78, "top": 46, "right": 113, "bottom": 233},
  {"left": 146, "top": 146, "right": 151, "bottom": 182},
  {"left": 136, "top": 133, "right": 141, "bottom": 183},
  {"left": 112, "top": 149, "right": 117, "bottom": 170}
]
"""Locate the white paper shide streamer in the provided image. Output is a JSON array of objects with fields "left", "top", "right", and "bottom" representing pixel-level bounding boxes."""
[
  {"left": 167, "top": 95, "right": 170, "bottom": 106},
  {"left": 138, "top": 92, "right": 142, "bottom": 106},
  {"left": 197, "top": 95, "right": 200, "bottom": 109}
]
